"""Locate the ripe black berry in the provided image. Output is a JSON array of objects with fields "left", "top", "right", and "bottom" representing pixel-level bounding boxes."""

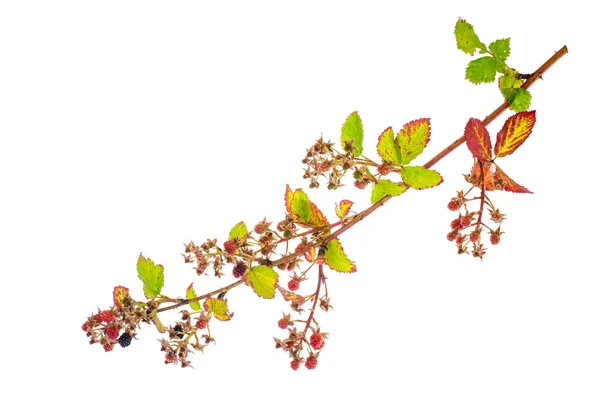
[
  {"left": 118, "top": 333, "right": 132, "bottom": 348},
  {"left": 173, "top": 324, "right": 184, "bottom": 339}
]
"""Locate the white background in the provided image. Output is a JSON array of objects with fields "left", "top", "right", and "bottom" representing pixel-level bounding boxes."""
[{"left": 1, "top": 1, "right": 598, "bottom": 396}]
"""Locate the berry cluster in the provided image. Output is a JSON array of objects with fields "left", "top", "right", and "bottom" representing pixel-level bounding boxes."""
[
  {"left": 149, "top": 210, "right": 338, "bottom": 369},
  {"left": 181, "top": 216, "right": 301, "bottom": 279},
  {"left": 301, "top": 136, "right": 399, "bottom": 193},
  {"left": 158, "top": 310, "right": 216, "bottom": 368},
  {"left": 302, "top": 137, "right": 351, "bottom": 189},
  {"left": 274, "top": 327, "right": 326, "bottom": 370},
  {"left": 273, "top": 256, "right": 331, "bottom": 370},
  {"left": 446, "top": 187, "right": 505, "bottom": 258},
  {"left": 81, "top": 293, "right": 143, "bottom": 353}
]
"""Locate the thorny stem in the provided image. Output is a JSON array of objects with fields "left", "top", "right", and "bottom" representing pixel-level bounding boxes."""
[
  {"left": 321, "top": 45, "right": 568, "bottom": 247},
  {"left": 423, "top": 46, "right": 568, "bottom": 170},
  {"left": 155, "top": 46, "right": 568, "bottom": 315},
  {"left": 156, "top": 279, "right": 244, "bottom": 313}
]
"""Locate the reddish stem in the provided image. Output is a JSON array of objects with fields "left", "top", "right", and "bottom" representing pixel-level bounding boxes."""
[{"left": 302, "top": 263, "right": 324, "bottom": 337}]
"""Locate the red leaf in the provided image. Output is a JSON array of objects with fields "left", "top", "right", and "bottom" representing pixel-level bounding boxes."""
[
  {"left": 494, "top": 111, "right": 536, "bottom": 157},
  {"left": 464, "top": 118, "right": 492, "bottom": 161}
]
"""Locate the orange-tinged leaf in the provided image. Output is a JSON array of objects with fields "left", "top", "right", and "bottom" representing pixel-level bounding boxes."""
[
  {"left": 396, "top": 118, "right": 431, "bottom": 165},
  {"left": 284, "top": 185, "right": 328, "bottom": 228},
  {"left": 276, "top": 285, "right": 305, "bottom": 305},
  {"left": 469, "top": 160, "right": 495, "bottom": 191},
  {"left": 493, "top": 164, "right": 532, "bottom": 193},
  {"left": 113, "top": 286, "right": 130, "bottom": 308},
  {"left": 296, "top": 244, "right": 315, "bottom": 262},
  {"left": 494, "top": 111, "right": 536, "bottom": 157},
  {"left": 469, "top": 161, "right": 531, "bottom": 193},
  {"left": 307, "top": 202, "right": 329, "bottom": 228},
  {"left": 464, "top": 118, "right": 492, "bottom": 161},
  {"left": 335, "top": 200, "right": 353, "bottom": 219}
]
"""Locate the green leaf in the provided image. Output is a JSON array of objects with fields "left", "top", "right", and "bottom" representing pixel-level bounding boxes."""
[
  {"left": 507, "top": 88, "right": 531, "bottom": 112},
  {"left": 229, "top": 221, "right": 247, "bottom": 242},
  {"left": 376, "top": 127, "right": 402, "bottom": 165},
  {"left": 499, "top": 75, "right": 523, "bottom": 100},
  {"left": 186, "top": 283, "right": 201, "bottom": 311},
  {"left": 323, "top": 238, "right": 355, "bottom": 273},
  {"left": 246, "top": 265, "right": 278, "bottom": 299},
  {"left": 341, "top": 111, "right": 364, "bottom": 156},
  {"left": 489, "top": 38, "right": 510, "bottom": 62},
  {"left": 371, "top": 179, "right": 407, "bottom": 203},
  {"left": 400, "top": 166, "right": 443, "bottom": 189},
  {"left": 454, "top": 18, "right": 486, "bottom": 55},
  {"left": 204, "top": 298, "right": 233, "bottom": 321},
  {"left": 466, "top": 57, "right": 498, "bottom": 84},
  {"left": 396, "top": 118, "right": 431, "bottom": 165},
  {"left": 136, "top": 254, "right": 164, "bottom": 298}
]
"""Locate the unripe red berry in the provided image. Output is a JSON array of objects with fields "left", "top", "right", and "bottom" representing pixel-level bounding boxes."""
[
  {"left": 469, "top": 230, "right": 480, "bottom": 243},
  {"left": 196, "top": 319, "right": 208, "bottom": 329},
  {"left": 490, "top": 233, "right": 501, "bottom": 245},
  {"left": 223, "top": 239, "right": 237, "bottom": 254},
  {"left": 288, "top": 279, "right": 300, "bottom": 292},
  {"left": 377, "top": 163, "right": 391, "bottom": 176},
  {"left": 103, "top": 343, "right": 114, "bottom": 352},
  {"left": 254, "top": 220, "right": 270, "bottom": 235},
  {"left": 305, "top": 356, "right": 318, "bottom": 370},
  {"left": 319, "top": 161, "right": 332, "bottom": 173},
  {"left": 290, "top": 360, "right": 301, "bottom": 371},
  {"left": 447, "top": 199, "right": 461, "bottom": 211},
  {"left": 278, "top": 315, "right": 290, "bottom": 329},
  {"left": 310, "top": 333, "right": 325, "bottom": 350},
  {"left": 100, "top": 310, "right": 115, "bottom": 323},
  {"left": 447, "top": 230, "right": 458, "bottom": 241},
  {"left": 460, "top": 215, "right": 472, "bottom": 228},
  {"left": 353, "top": 180, "right": 367, "bottom": 189},
  {"left": 91, "top": 314, "right": 102, "bottom": 323},
  {"left": 106, "top": 326, "right": 119, "bottom": 340},
  {"left": 81, "top": 321, "right": 90, "bottom": 332},
  {"left": 450, "top": 218, "right": 461, "bottom": 230}
]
